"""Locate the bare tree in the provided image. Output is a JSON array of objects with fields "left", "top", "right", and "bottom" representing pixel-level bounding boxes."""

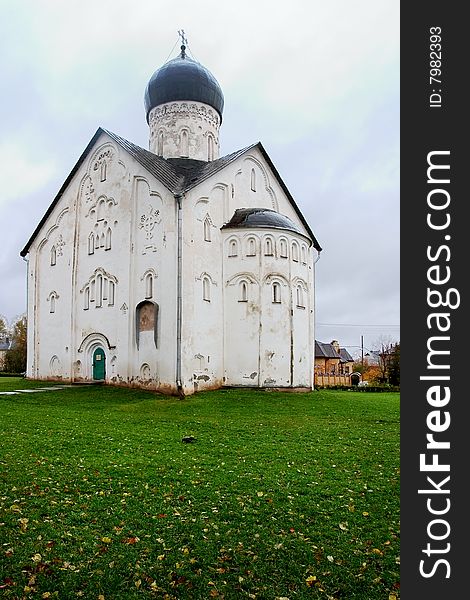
[{"left": 372, "top": 335, "right": 399, "bottom": 384}]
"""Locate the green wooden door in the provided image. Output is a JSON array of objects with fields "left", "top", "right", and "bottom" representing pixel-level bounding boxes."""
[{"left": 92, "top": 348, "right": 106, "bottom": 380}]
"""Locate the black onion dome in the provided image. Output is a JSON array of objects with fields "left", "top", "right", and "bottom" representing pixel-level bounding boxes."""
[
  {"left": 144, "top": 51, "right": 224, "bottom": 123},
  {"left": 222, "top": 208, "right": 306, "bottom": 237}
]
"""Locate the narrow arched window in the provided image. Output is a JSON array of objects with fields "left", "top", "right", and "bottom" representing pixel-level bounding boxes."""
[
  {"left": 97, "top": 198, "right": 106, "bottom": 221},
  {"left": 96, "top": 274, "right": 103, "bottom": 307},
  {"left": 50, "top": 246, "right": 56, "bottom": 266},
  {"left": 180, "top": 129, "right": 189, "bottom": 157},
  {"left": 292, "top": 242, "right": 299, "bottom": 262},
  {"left": 100, "top": 233, "right": 105, "bottom": 248},
  {"left": 265, "top": 238, "right": 274, "bottom": 256},
  {"left": 239, "top": 281, "right": 248, "bottom": 302},
  {"left": 84, "top": 287, "right": 90, "bottom": 310},
  {"left": 105, "top": 228, "right": 112, "bottom": 250},
  {"left": 108, "top": 281, "right": 115, "bottom": 306},
  {"left": 208, "top": 135, "right": 214, "bottom": 161},
  {"left": 247, "top": 238, "right": 256, "bottom": 256},
  {"left": 50, "top": 294, "right": 56, "bottom": 313},
  {"left": 88, "top": 233, "right": 95, "bottom": 255},
  {"left": 100, "top": 161, "right": 107, "bottom": 182},
  {"left": 157, "top": 131, "right": 164, "bottom": 156},
  {"left": 145, "top": 273, "right": 153, "bottom": 299},
  {"left": 229, "top": 239, "right": 238, "bottom": 257},
  {"left": 250, "top": 168, "right": 256, "bottom": 191},
  {"left": 296, "top": 285, "right": 304, "bottom": 307},
  {"left": 203, "top": 277, "right": 211, "bottom": 302},
  {"left": 280, "top": 239, "right": 288, "bottom": 258},
  {"left": 301, "top": 245, "right": 307, "bottom": 264},
  {"left": 204, "top": 218, "right": 211, "bottom": 242},
  {"left": 272, "top": 282, "right": 281, "bottom": 303}
]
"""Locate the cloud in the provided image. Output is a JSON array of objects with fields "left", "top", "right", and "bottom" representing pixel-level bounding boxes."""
[
  {"left": 0, "top": 0, "right": 399, "bottom": 345},
  {"left": 0, "top": 141, "right": 57, "bottom": 207}
]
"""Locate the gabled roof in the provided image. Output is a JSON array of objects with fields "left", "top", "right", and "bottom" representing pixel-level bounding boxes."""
[
  {"left": 339, "top": 348, "right": 354, "bottom": 362},
  {"left": 315, "top": 340, "right": 340, "bottom": 359},
  {"left": 21, "top": 128, "right": 321, "bottom": 256},
  {"left": 315, "top": 341, "right": 354, "bottom": 363}
]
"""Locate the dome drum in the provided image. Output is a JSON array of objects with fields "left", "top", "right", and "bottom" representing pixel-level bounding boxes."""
[{"left": 145, "top": 51, "right": 224, "bottom": 161}]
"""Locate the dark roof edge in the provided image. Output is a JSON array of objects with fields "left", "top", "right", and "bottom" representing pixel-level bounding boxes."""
[
  {"left": 181, "top": 143, "right": 258, "bottom": 193},
  {"left": 255, "top": 142, "right": 322, "bottom": 252},
  {"left": 222, "top": 221, "right": 312, "bottom": 243},
  {"left": 20, "top": 127, "right": 107, "bottom": 257}
]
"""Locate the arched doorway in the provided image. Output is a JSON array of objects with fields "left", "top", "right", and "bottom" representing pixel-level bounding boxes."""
[
  {"left": 92, "top": 347, "right": 106, "bottom": 380},
  {"left": 351, "top": 372, "right": 361, "bottom": 386}
]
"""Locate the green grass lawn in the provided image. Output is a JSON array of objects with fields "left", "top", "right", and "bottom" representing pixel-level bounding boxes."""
[{"left": 0, "top": 380, "right": 400, "bottom": 599}]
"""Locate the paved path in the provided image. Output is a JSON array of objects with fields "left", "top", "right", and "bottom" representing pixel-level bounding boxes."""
[{"left": 0, "top": 385, "right": 79, "bottom": 396}]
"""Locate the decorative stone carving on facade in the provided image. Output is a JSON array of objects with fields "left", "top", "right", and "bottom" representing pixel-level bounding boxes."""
[
  {"left": 38, "top": 208, "right": 69, "bottom": 253},
  {"left": 93, "top": 148, "right": 114, "bottom": 182},
  {"left": 55, "top": 234, "right": 65, "bottom": 257},
  {"left": 80, "top": 267, "right": 118, "bottom": 309},
  {"left": 263, "top": 273, "right": 289, "bottom": 287},
  {"left": 83, "top": 177, "right": 95, "bottom": 204},
  {"left": 86, "top": 194, "right": 117, "bottom": 220},
  {"left": 140, "top": 363, "right": 151, "bottom": 381},
  {"left": 149, "top": 101, "right": 220, "bottom": 128},
  {"left": 242, "top": 156, "right": 278, "bottom": 211},
  {"left": 79, "top": 143, "right": 124, "bottom": 206},
  {"left": 50, "top": 355, "right": 62, "bottom": 376},
  {"left": 226, "top": 272, "right": 259, "bottom": 287},
  {"left": 88, "top": 222, "right": 112, "bottom": 254},
  {"left": 148, "top": 100, "right": 220, "bottom": 160},
  {"left": 139, "top": 205, "right": 161, "bottom": 240}
]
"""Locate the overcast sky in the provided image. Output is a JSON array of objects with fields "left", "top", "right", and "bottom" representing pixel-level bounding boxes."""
[{"left": 0, "top": 0, "right": 399, "bottom": 356}]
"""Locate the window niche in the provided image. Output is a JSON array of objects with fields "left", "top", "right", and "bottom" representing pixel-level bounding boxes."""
[
  {"left": 292, "top": 242, "right": 299, "bottom": 262},
  {"left": 157, "top": 131, "right": 164, "bottom": 156},
  {"left": 228, "top": 239, "right": 238, "bottom": 257},
  {"left": 50, "top": 246, "right": 57, "bottom": 266},
  {"left": 264, "top": 237, "right": 274, "bottom": 256},
  {"left": 246, "top": 237, "right": 256, "bottom": 256},
  {"left": 239, "top": 281, "right": 248, "bottom": 302},
  {"left": 207, "top": 134, "right": 215, "bottom": 161},
  {"left": 272, "top": 282, "right": 281, "bottom": 304},
  {"left": 202, "top": 277, "right": 211, "bottom": 302},
  {"left": 203, "top": 217, "right": 211, "bottom": 242},
  {"left": 145, "top": 273, "right": 154, "bottom": 299},
  {"left": 135, "top": 301, "right": 158, "bottom": 349},
  {"left": 250, "top": 168, "right": 256, "bottom": 192},
  {"left": 296, "top": 285, "right": 305, "bottom": 308},
  {"left": 48, "top": 291, "right": 58, "bottom": 313},
  {"left": 82, "top": 269, "right": 116, "bottom": 310},
  {"left": 180, "top": 129, "right": 189, "bottom": 157}
]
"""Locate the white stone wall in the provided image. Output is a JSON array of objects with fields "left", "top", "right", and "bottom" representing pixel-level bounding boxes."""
[
  {"left": 179, "top": 147, "right": 315, "bottom": 391},
  {"left": 26, "top": 132, "right": 179, "bottom": 393},
  {"left": 25, "top": 135, "right": 316, "bottom": 394},
  {"left": 148, "top": 101, "right": 221, "bottom": 161}
]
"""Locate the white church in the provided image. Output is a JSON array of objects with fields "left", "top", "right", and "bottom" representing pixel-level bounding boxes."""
[{"left": 20, "top": 40, "right": 322, "bottom": 395}]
